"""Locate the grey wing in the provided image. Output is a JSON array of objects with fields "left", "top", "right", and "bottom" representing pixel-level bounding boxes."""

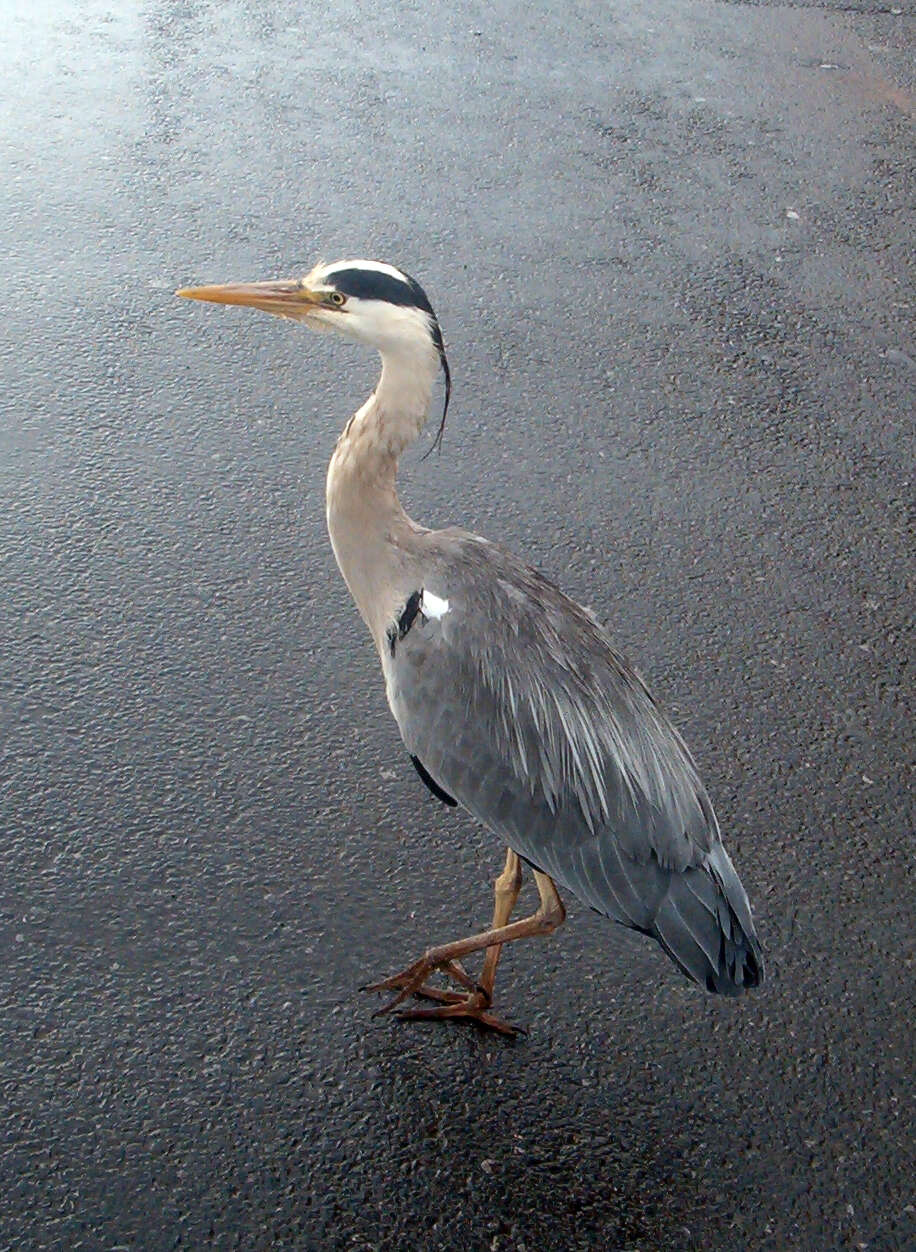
[{"left": 383, "top": 532, "right": 763, "bottom": 995}]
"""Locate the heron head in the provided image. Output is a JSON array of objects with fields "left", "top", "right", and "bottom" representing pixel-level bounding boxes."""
[{"left": 178, "top": 258, "right": 450, "bottom": 438}]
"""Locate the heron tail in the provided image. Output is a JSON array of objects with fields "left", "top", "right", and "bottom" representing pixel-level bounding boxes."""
[{"left": 651, "top": 843, "right": 764, "bottom": 996}]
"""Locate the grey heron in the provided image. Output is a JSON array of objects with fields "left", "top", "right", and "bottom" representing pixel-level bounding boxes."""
[{"left": 178, "top": 259, "right": 764, "bottom": 1035}]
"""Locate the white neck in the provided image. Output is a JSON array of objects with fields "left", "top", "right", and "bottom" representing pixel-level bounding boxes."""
[{"left": 325, "top": 337, "right": 440, "bottom": 647}]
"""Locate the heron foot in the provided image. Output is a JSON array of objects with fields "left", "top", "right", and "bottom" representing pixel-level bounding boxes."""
[
  {"left": 395, "top": 994, "right": 520, "bottom": 1037},
  {"left": 366, "top": 959, "right": 516, "bottom": 1033},
  {"left": 363, "top": 872, "right": 563, "bottom": 1036}
]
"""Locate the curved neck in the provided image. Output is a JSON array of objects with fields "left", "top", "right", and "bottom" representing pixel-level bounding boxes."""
[{"left": 325, "top": 339, "right": 439, "bottom": 643}]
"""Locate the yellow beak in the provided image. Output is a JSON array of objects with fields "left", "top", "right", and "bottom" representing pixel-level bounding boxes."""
[{"left": 175, "top": 278, "right": 322, "bottom": 318}]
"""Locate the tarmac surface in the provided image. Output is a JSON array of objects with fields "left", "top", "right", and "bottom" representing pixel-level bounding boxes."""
[{"left": 1, "top": 2, "right": 913, "bottom": 1249}]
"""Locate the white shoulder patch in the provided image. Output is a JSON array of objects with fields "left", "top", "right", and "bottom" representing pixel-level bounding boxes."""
[{"left": 420, "top": 589, "right": 449, "bottom": 619}]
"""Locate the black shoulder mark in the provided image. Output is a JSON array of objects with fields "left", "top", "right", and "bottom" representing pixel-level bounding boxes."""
[{"left": 387, "top": 589, "right": 425, "bottom": 656}]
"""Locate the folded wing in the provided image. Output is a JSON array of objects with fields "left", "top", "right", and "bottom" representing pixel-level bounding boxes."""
[{"left": 384, "top": 531, "right": 763, "bottom": 994}]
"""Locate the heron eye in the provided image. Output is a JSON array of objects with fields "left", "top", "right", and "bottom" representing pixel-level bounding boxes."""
[{"left": 328, "top": 291, "right": 346, "bottom": 307}]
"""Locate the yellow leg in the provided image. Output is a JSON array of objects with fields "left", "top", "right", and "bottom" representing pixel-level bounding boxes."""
[{"left": 476, "top": 848, "right": 523, "bottom": 1005}]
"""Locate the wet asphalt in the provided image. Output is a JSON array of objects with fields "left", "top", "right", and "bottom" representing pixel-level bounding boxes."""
[{"left": 1, "top": 2, "right": 913, "bottom": 1249}]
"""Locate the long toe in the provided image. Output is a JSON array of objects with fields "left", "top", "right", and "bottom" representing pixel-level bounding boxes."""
[
  {"left": 394, "top": 996, "right": 519, "bottom": 1037},
  {"left": 362, "top": 957, "right": 474, "bottom": 997},
  {"left": 363, "top": 980, "right": 467, "bottom": 1007},
  {"left": 403, "top": 983, "right": 468, "bottom": 1006},
  {"left": 361, "top": 959, "right": 429, "bottom": 997}
]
